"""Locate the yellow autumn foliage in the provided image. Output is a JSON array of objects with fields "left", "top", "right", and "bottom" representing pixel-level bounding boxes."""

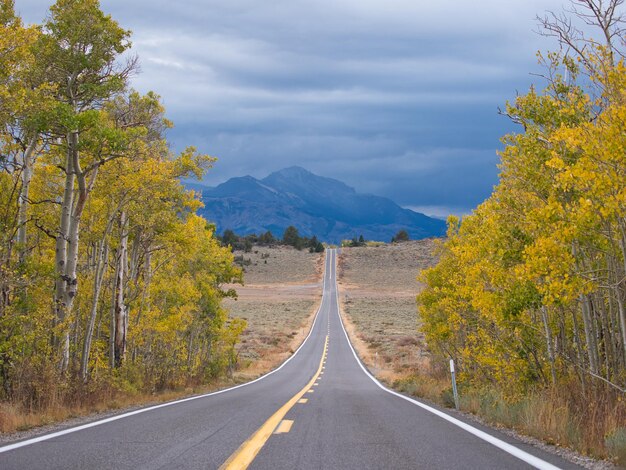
[{"left": 419, "top": 45, "right": 626, "bottom": 396}]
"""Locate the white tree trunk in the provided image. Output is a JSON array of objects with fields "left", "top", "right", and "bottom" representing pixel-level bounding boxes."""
[
  {"left": 16, "top": 135, "right": 38, "bottom": 259},
  {"left": 54, "top": 134, "right": 75, "bottom": 373},
  {"left": 114, "top": 211, "right": 128, "bottom": 367},
  {"left": 541, "top": 306, "right": 557, "bottom": 386},
  {"left": 80, "top": 241, "right": 108, "bottom": 380},
  {"left": 615, "top": 230, "right": 626, "bottom": 359},
  {"left": 55, "top": 130, "right": 94, "bottom": 372},
  {"left": 580, "top": 294, "right": 599, "bottom": 375}
]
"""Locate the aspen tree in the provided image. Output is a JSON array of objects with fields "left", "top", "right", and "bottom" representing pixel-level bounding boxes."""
[
  {"left": 419, "top": 1, "right": 626, "bottom": 395},
  {"left": 36, "top": 0, "right": 135, "bottom": 371}
]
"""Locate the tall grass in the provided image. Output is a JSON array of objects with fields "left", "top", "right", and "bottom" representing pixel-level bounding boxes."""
[
  {"left": 394, "top": 369, "right": 626, "bottom": 465},
  {"left": 0, "top": 362, "right": 236, "bottom": 434}
]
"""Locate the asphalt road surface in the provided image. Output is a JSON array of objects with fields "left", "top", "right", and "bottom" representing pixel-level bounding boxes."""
[{"left": 0, "top": 249, "right": 582, "bottom": 469}]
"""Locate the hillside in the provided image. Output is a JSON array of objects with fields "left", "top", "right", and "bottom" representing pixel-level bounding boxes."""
[{"left": 195, "top": 167, "right": 446, "bottom": 243}]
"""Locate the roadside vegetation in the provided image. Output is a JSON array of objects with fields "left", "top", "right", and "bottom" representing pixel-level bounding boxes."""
[
  {"left": 0, "top": 0, "right": 244, "bottom": 433},
  {"left": 415, "top": 1, "right": 626, "bottom": 463}
]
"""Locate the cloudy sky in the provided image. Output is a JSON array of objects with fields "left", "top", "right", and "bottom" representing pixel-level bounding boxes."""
[{"left": 17, "top": 0, "right": 565, "bottom": 217}]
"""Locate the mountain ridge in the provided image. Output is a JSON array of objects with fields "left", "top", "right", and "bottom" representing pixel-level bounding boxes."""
[{"left": 194, "top": 167, "right": 446, "bottom": 243}]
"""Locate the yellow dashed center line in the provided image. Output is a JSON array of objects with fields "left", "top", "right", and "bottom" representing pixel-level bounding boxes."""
[
  {"left": 273, "top": 420, "right": 293, "bottom": 434},
  {"left": 298, "top": 398, "right": 308, "bottom": 404},
  {"left": 219, "top": 336, "right": 328, "bottom": 470}
]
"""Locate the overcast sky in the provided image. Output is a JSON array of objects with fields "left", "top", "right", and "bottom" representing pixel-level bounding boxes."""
[{"left": 17, "top": 0, "right": 566, "bottom": 217}]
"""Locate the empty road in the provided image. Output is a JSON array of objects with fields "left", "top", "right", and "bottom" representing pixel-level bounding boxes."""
[{"left": 0, "top": 249, "right": 581, "bottom": 469}]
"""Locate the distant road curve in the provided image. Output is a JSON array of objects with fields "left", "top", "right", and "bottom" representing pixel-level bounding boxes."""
[{"left": 0, "top": 250, "right": 580, "bottom": 469}]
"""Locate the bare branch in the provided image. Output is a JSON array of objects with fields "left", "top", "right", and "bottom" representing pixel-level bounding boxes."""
[{"left": 33, "top": 219, "right": 58, "bottom": 241}]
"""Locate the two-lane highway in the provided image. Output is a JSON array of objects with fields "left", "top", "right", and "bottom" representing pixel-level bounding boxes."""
[{"left": 1, "top": 250, "right": 582, "bottom": 469}]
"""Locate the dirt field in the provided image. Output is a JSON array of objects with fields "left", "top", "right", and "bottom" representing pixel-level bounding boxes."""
[
  {"left": 337, "top": 240, "right": 439, "bottom": 383},
  {"left": 226, "top": 246, "right": 324, "bottom": 379}
]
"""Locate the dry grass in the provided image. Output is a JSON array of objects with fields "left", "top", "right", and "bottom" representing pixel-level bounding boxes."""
[
  {"left": 0, "top": 375, "right": 238, "bottom": 436},
  {"left": 235, "top": 246, "right": 323, "bottom": 285},
  {"left": 340, "top": 240, "right": 438, "bottom": 291},
  {"left": 227, "top": 246, "right": 323, "bottom": 380},
  {"left": 337, "top": 240, "right": 438, "bottom": 383}
]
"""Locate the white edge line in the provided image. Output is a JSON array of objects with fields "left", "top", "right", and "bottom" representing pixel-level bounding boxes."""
[
  {"left": 330, "top": 249, "right": 562, "bottom": 470},
  {"left": 0, "top": 250, "right": 332, "bottom": 454}
]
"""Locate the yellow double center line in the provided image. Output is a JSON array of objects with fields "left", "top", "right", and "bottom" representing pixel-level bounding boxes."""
[{"left": 219, "top": 335, "right": 329, "bottom": 470}]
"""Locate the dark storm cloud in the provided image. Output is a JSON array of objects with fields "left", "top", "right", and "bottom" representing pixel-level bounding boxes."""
[{"left": 16, "top": 0, "right": 565, "bottom": 217}]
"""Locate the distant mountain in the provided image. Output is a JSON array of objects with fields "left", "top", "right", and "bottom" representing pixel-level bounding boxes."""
[{"left": 194, "top": 167, "right": 446, "bottom": 243}]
